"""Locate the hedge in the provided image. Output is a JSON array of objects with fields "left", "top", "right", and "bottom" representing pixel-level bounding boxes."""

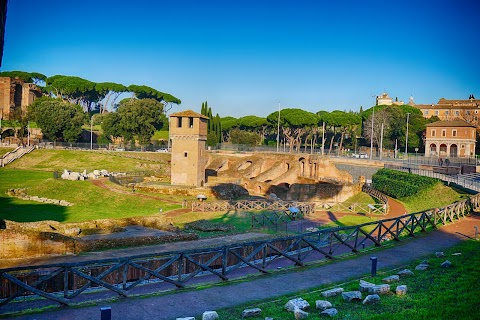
[{"left": 372, "top": 169, "right": 439, "bottom": 199}]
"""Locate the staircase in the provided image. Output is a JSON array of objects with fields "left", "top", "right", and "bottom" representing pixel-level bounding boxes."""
[{"left": 0, "top": 146, "right": 36, "bottom": 167}]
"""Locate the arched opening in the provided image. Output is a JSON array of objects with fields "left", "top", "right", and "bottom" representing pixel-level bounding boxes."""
[
  {"left": 440, "top": 144, "right": 447, "bottom": 156},
  {"left": 257, "top": 185, "right": 262, "bottom": 194},
  {"left": 298, "top": 158, "right": 306, "bottom": 175},
  {"left": 450, "top": 144, "right": 458, "bottom": 157},
  {"left": 1, "top": 128, "right": 15, "bottom": 139},
  {"left": 429, "top": 143, "right": 437, "bottom": 155},
  {"left": 278, "top": 182, "right": 290, "bottom": 189}
]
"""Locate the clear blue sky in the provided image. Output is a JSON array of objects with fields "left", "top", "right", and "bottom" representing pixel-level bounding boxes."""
[{"left": 2, "top": 0, "right": 479, "bottom": 118}]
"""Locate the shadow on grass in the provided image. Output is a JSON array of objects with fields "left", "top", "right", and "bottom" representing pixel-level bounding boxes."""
[{"left": 0, "top": 195, "right": 68, "bottom": 223}]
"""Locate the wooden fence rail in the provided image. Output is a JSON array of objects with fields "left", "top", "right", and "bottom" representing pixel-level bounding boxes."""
[
  {"left": 1, "top": 193, "right": 478, "bottom": 310},
  {"left": 361, "top": 185, "right": 389, "bottom": 215},
  {"left": 184, "top": 200, "right": 316, "bottom": 215}
]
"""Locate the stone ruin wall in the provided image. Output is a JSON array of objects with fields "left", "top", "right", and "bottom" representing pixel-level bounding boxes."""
[{"left": 206, "top": 152, "right": 358, "bottom": 201}]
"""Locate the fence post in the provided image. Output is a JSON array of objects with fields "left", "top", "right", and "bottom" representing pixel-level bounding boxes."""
[
  {"left": 370, "top": 257, "right": 378, "bottom": 277},
  {"left": 100, "top": 307, "right": 112, "bottom": 320}
]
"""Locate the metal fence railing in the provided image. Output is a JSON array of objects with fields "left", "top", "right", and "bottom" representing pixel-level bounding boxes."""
[
  {"left": 1, "top": 192, "right": 477, "bottom": 312},
  {"left": 384, "top": 163, "right": 480, "bottom": 193}
]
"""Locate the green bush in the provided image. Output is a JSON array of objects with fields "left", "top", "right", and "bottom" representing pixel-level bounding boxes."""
[
  {"left": 375, "top": 169, "right": 439, "bottom": 189},
  {"left": 372, "top": 169, "right": 439, "bottom": 199}
]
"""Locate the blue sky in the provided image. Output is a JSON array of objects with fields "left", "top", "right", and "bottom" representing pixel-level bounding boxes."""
[{"left": 2, "top": 0, "right": 479, "bottom": 117}]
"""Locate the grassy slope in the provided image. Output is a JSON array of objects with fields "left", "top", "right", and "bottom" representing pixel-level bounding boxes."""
[
  {"left": 214, "top": 240, "right": 480, "bottom": 320},
  {"left": 6, "top": 149, "right": 170, "bottom": 172},
  {"left": 0, "top": 150, "right": 178, "bottom": 223},
  {"left": 401, "top": 182, "right": 470, "bottom": 213},
  {"left": 0, "top": 168, "right": 181, "bottom": 222}
]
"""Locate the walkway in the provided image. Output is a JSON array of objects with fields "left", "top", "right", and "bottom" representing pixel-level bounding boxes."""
[{"left": 8, "top": 214, "right": 479, "bottom": 320}]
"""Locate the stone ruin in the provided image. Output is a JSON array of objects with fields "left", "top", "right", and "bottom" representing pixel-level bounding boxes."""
[{"left": 61, "top": 169, "right": 111, "bottom": 181}]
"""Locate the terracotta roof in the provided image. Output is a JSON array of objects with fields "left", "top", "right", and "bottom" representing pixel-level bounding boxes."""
[
  {"left": 425, "top": 120, "right": 477, "bottom": 128},
  {"left": 169, "top": 110, "right": 209, "bottom": 119}
]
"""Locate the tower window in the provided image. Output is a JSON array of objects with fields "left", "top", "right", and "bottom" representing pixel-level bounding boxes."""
[
  {"left": 177, "top": 117, "right": 182, "bottom": 127},
  {"left": 184, "top": 152, "right": 188, "bottom": 157},
  {"left": 189, "top": 117, "right": 194, "bottom": 128}
]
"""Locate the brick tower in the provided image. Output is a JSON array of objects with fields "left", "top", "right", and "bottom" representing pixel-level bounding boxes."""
[{"left": 169, "top": 110, "right": 209, "bottom": 186}]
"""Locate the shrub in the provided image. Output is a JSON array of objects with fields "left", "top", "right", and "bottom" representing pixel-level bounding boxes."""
[{"left": 372, "top": 169, "right": 439, "bottom": 199}]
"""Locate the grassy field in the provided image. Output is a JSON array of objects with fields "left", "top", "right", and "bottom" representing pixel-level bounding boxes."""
[
  {"left": 0, "top": 146, "right": 16, "bottom": 154},
  {"left": 0, "top": 168, "right": 181, "bottom": 222},
  {"left": 400, "top": 182, "right": 470, "bottom": 213},
  {"left": 0, "top": 150, "right": 179, "bottom": 223},
  {"left": 212, "top": 240, "right": 480, "bottom": 319},
  {"left": 5, "top": 149, "right": 170, "bottom": 172}
]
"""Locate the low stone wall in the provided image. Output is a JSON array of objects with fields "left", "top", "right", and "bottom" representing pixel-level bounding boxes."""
[
  {"left": 7, "top": 188, "right": 73, "bottom": 206},
  {"left": 136, "top": 183, "right": 250, "bottom": 200},
  {"left": 0, "top": 215, "right": 195, "bottom": 261}
]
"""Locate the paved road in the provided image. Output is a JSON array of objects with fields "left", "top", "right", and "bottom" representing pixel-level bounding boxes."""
[{"left": 7, "top": 214, "right": 479, "bottom": 320}]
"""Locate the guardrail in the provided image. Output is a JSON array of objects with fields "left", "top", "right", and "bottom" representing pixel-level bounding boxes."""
[
  {"left": 1, "top": 192, "right": 477, "bottom": 311},
  {"left": 384, "top": 163, "right": 480, "bottom": 193},
  {"left": 0, "top": 146, "right": 35, "bottom": 167},
  {"left": 183, "top": 199, "right": 316, "bottom": 215}
]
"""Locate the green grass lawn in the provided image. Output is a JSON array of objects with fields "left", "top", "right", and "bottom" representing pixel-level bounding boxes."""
[
  {"left": 152, "top": 130, "right": 169, "bottom": 141},
  {"left": 328, "top": 192, "right": 379, "bottom": 215},
  {"left": 0, "top": 146, "right": 16, "bottom": 154},
  {"left": 212, "top": 240, "right": 480, "bottom": 319},
  {"left": 6, "top": 149, "right": 169, "bottom": 172},
  {"left": 0, "top": 168, "right": 181, "bottom": 222},
  {"left": 400, "top": 182, "right": 470, "bottom": 213}
]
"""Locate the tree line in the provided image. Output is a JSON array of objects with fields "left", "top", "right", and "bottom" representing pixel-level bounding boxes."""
[
  {"left": 1, "top": 70, "right": 442, "bottom": 153},
  {"left": 0, "top": 71, "right": 179, "bottom": 145},
  {"left": 219, "top": 105, "right": 439, "bottom": 154}
]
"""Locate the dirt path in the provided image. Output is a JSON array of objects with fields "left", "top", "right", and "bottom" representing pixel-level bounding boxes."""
[{"left": 90, "top": 178, "right": 181, "bottom": 204}]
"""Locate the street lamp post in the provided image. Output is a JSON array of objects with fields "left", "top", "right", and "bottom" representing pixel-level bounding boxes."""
[
  {"left": 405, "top": 112, "right": 410, "bottom": 158},
  {"left": 370, "top": 95, "right": 376, "bottom": 159},
  {"left": 276, "top": 102, "right": 281, "bottom": 152},
  {"left": 90, "top": 116, "right": 93, "bottom": 150}
]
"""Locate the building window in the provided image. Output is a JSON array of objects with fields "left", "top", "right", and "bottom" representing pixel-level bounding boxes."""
[
  {"left": 461, "top": 144, "right": 465, "bottom": 149},
  {"left": 435, "top": 110, "right": 439, "bottom": 116},
  {"left": 455, "top": 110, "right": 460, "bottom": 116},
  {"left": 452, "top": 130, "right": 457, "bottom": 137},
  {"left": 177, "top": 117, "right": 182, "bottom": 127},
  {"left": 424, "top": 110, "right": 429, "bottom": 116},
  {"left": 466, "top": 110, "right": 471, "bottom": 115},
  {"left": 189, "top": 117, "right": 194, "bottom": 128},
  {"left": 431, "top": 129, "right": 436, "bottom": 137},
  {"left": 442, "top": 129, "right": 446, "bottom": 137},
  {"left": 184, "top": 152, "right": 188, "bottom": 157},
  {"left": 445, "top": 111, "right": 449, "bottom": 115}
]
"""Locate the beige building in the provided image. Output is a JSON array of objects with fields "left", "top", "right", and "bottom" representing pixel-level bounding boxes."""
[
  {"left": 424, "top": 120, "right": 476, "bottom": 157},
  {"left": 0, "top": 77, "right": 41, "bottom": 120},
  {"left": 376, "top": 92, "right": 405, "bottom": 106},
  {"left": 415, "top": 96, "right": 480, "bottom": 124},
  {"left": 169, "top": 110, "right": 209, "bottom": 187}
]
